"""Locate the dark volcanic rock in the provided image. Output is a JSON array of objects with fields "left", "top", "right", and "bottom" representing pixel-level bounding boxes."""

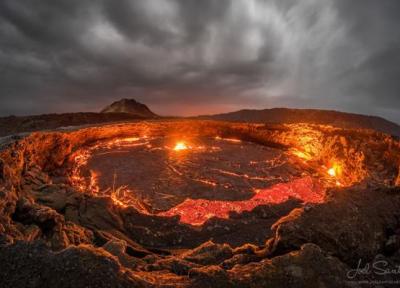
[
  {"left": 190, "top": 244, "right": 352, "bottom": 288},
  {"left": 229, "top": 244, "right": 353, "bottom": 288},
  {"left": 0, "top": 158, "right": 4, "bottom": 181},
  {"left": 101, "top": 98, "right": 157, "bottom": 118},
  {"left": 182, "top": 241, "right": 233, "bottom": 265},
  {"left": 267, "top": 186, "right": 400, "bottom": 266},
  {"left": 0, "top": 242, "right": 147, "bottom": 288}
]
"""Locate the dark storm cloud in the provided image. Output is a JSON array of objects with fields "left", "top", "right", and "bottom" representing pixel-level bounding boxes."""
[
  {"left": 0, "top": 0, "right": 399, "bottom": 122},
  {"left": 332, "top": 0, "right": 400, "bottom": 122}
]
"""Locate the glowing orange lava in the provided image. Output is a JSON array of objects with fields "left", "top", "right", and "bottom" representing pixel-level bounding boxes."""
[
  {"left": 173, "top": 142, "right": 189, "bottom": 151},
  {"left": 215, "top": 136, "right": 241, "bottom": 143},
  {"left": 328, "top": 167, "right": 336, "bottom": 177},
  {"left": 159, "top": 176, "right": 325, "bottom": 226},
  {"left": 291, "top": 149, "right": 312, "bottom": 161},
  {"left": 326, "top": 164, "right": 343, "bottom": 186},
  {"left": 327, "top": 163, "right": 341, "bottom": 177}
]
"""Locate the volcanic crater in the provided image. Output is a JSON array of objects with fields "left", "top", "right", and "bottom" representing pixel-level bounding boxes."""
[
  {"left": 1, "top": 120, "right": 400, "bottom": 287},
  {"left": 70, "top": 131, "right": 330, "bottom": 228}
]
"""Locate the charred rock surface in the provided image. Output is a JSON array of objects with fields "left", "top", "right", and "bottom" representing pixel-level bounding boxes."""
[
  {"left": 267, "top": 186, "right": 400, "bottom": 266},
  {"left": 0, "top": 120, "right": 399, "bottom": 287},
  {"left": 0, "top": 241, "right": 147, "bottom": 288}
]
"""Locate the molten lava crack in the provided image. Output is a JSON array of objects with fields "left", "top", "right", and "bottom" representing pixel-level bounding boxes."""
[{"left": 158, "top": 176, "right": 324, "bottom": 225}]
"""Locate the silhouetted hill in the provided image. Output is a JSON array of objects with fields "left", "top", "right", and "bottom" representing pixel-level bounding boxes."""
[
  {"left": 202, "top": 108, "right": 400, "bottom": 137},
  {"left": 101, "top": 98, "right": 157, "bottom": 118}
]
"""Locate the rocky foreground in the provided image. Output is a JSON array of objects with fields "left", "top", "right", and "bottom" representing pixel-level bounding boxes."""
[{"left": 0, "top": 120, "right": 400, "bottom": 287}]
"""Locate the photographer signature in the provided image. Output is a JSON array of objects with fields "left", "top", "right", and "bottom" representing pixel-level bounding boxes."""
[{"left": 347, "top": 259, "right": 400, "bottom": 279}]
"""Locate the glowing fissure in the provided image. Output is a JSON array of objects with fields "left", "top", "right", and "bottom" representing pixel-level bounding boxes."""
[
  {"left": 215, "top": 136, "right": 242, "bottom": 143},
  {"left": 159, "top": 176, "right": 325, "bottom": 226},
  {"left": 211, "top": 168, "right": 279, "bottom": 182},
  {"left": 192, "top": 178, "right": 218, "bottom": 187}
]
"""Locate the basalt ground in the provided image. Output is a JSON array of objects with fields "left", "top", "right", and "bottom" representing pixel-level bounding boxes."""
[{"left": 0, "top": 120, "right": 400, "bottom": 287}]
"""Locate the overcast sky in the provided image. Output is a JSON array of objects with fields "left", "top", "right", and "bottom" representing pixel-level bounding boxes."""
[{"left": 0, "top": 0, "right": 399, "bottom": 123}]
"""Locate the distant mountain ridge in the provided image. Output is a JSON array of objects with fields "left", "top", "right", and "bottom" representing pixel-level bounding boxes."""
[
  {"left": 101, "top": 98, "right": 157, "bottom": 118},
  {"left": 0, "top": 112, "right": 143, "bottom": 137},
  {"left": 202, "top": 108, "right": 400, "bottom": 137}
]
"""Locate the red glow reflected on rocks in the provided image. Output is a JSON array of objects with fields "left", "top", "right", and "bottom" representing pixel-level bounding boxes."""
[{"left": 159, "top": 177, "right": 325, "bottom": 226}]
